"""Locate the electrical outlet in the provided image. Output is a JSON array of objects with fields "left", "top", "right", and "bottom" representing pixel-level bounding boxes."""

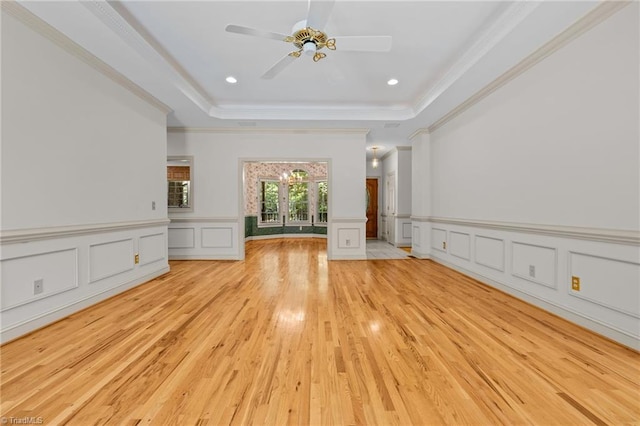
[
  {"left": 34, "top": 279, "right": 44, "bottom": 295},
  {"left": 346, "top": 239, "right": 351, "bottom": 247},
  {"left": 529, "top": 265, "right": 536, "bottom": 278},
  {"left": 571, "top": 276, "right": 580, "bottom": 291},
  {"left": 442, "top": 241, "right": 446, "bottom": 250},
  {"left": 152, "top": 201, "right": 156, "bottom": 210},
  {"left": 134, "top": 254, "right": 140, "bottom": 264}
]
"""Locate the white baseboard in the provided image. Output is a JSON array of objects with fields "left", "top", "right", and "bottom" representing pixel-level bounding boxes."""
[
  {"left": 411, "top": 250, "right": 430, "bottom": 259},
  {"left": 245, "top": 234, "right": 327, "bottom": 241},
  {"left": 331, "top": 254, "right": 368, "bottom": 260},
  {"left": 1, "top": 267, "right": 169, "bottom": 344},
  {"left": 169, "top": 254, "right": 243, "bottom": 260}
]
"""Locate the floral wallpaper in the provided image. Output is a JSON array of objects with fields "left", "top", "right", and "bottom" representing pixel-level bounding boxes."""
[{"left": 243, "top": 162, "right": 328, "bottom": 216}]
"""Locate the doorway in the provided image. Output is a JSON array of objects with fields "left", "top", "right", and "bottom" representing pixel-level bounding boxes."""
[
  {"left": 366, "top": 178, "right": 378, "bottom": 239},
  {"left": 239, "top": 160, "right": 331, "bottom": 258}
]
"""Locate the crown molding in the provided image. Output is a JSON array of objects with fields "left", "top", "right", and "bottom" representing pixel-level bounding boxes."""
[
  {"left": 77, "top": 0, "right": 542, "bottom": 123},
  {"left": 427, "top": 0, "right": 630, "bottom": 133},
  {"left": 82, "top": 0, "right": 212, "bottom": 115},
  {"left": 408, "top": 128, "right": 430, "bottom": 141},
  {"left": 412, "top": 1, "right": 542, "bottom": 116},
  {"left": 81, "top": 0, "right": 417, "bottom": 121},
  {"left": 167, "top": 127, "right": 370, "bottom": 136},
  {"left": 379, "top": 145, "right": 411, "bottom": 161},
  {"left": 2, "top": 1, "right": 171, "bottom": 115}
]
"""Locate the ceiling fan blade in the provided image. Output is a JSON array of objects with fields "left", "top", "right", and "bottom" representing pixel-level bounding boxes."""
[
  {"left": 225, "top": 24, "right": 290, "bottom": 42},
  {"left": 332, "top": 36, "right": 393, "bottom": 52},
  {"left": 261, "top": 53, "right": 299, "bottom": 79},
  {"left": 306, "top": 0, "right": 335, "bottom": 30}
]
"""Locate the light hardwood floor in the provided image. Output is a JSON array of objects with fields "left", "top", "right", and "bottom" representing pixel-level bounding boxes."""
[{"left": 1, "top": 239, "right": 638, "bottom": 425}]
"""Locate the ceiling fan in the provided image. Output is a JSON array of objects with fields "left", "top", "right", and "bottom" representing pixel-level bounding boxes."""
[{"left": 225, "top": 0, "right": 392, "bottom": 79}]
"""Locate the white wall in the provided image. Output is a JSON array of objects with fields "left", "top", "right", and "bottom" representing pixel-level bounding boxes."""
[
  {"left": 1, "top": 11, "right": 168, "bottom": 230},
  {"left": 412, "top": 4, "right": 640, "bottom": 349},
  {"left": 167, "top": 129, "right": 367, "bottom": 260},
  {"left": 410, "top": 131, "right": 431, "bottom": 257},
  {"left": 0, "top": 6, "right": 169, "bottom": 343},
  {"left": 381, "top": 147, "right": 412, "bottom": 246},
  {"left": 430, "top": 5, "right": 639, "bottom": 230},
  {"left": 396, "top": 148, "right": 412, "bottom": 216},
  {"left": 366, "top": 159, "right": 382, "bottom": 178}
]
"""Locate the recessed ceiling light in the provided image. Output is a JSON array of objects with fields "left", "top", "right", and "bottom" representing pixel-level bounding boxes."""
[
  {"left": 387, "top": 78, "right": 399, "bottom": 86},
  {"left": 226, "top": 76, "right": 237, "bottom": 84}
]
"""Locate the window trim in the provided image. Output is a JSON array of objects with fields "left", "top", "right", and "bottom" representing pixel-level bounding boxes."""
[
  {"left": 287, "top": 180, "right": 311, "bottom": 225},
  {"left": 315, "top": 180, "right": 328, "bottom": 227},
  {"left": 167, "top": 155, "right": 194, "bottom": 213},
  {"left": 258, "top": 178, "right": 282, "bottom": 227}
]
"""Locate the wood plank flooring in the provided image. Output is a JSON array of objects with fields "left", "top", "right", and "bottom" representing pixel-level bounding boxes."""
[{"left": 1, "top": 238, "right": 639, "bottom": 425}]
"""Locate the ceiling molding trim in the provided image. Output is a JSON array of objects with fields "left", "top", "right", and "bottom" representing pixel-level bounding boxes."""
[
  {"left": 408, "top": 128, "right": 429, "bottom": 140},
  {"left": 2, "top": 1, "right": 171, "bottom": 114},
  {"left": 82, "top": 1, "right": 417, "bottom": 122},
  {"left": 167, "top": 127, "right": 370, "bottom": 136},
  {"left": 380, "top": 150, "right": 395, "bottom": 161},
  {"left": 107, "top": 1, "right": 215, "bottom": 108},
  {"left": 82, "top": 0, "right": 213, "bottom": 115},
  {"left": 379, "top": 145, "right": 411, "bottom": 161},
  {"left": 207, "top": 105, "right": 416, "bottom": 121},
  {"left": 427, "top": 0, "right": 630, "bottom": 134},
  {"left": 412, "top": 1, "right": 542, "bottom": 115}
]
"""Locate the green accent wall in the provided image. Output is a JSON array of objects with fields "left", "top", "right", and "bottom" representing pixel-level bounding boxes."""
[{"left": 245, "top": 216, "right": 327, "bottom": 238}]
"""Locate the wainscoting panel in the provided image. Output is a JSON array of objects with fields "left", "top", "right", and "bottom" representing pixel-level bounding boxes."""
[
  {"left": 330, "top": 218, "right": 366, "bottom": 260},
  {"left": 474, "top": 236, "right": 505, "bottom": 272},
  {"left": 569, "top": 252, "right": 640, "bottom": 318},
  {"left": 431, "top": 228, "right": 447, "bottom": 253},
  {"left": 202, "top": 227, "right": 233, "bottom": 248},
  {"left": 512, "top": 242, "right": 557, "bottom": 289},
  {"left": 412, "top": 226, "right": 421, "bottom": 249},
  {"left": 392, "top": 216, "right": 412, "bottom": 247},
  {"left": 449, "top": 231, "right": 470, "bottom": 261},
  {"left": 410, "top": 218, "right": 431, "bottom": 259},
  {"left": 337, "top": 228, "right": 361, "bottom": 249},
  {"left": 402, "top": 222, "right": 412, "bottom": 239},
  {"left": 89, "top": 239, "right": 134, "bottom": 283},
  {"left": 139, "top": 233, "right": 166, "bottom": 266},
  {"left": 0, "top": 220, "right": 169, "bottom": 343},
  {"left": 168, "top": 228, "right": 195, "bottom": 249},
  {"left": 1, "top": 248, "right": 78, "bottom": 310},
  {"left": 425, "top": 217, "right": 640, "bottom": 349},
  {"left": 168, "top": 219, "right": 240, "bottom": 259}
]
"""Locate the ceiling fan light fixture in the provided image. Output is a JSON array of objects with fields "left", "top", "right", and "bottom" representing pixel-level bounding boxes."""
[
  {"left": 303, "top": 41, "right": 317, "bottom": 56},
  {"left": 371, "top": 146, "right": 380, "bottom": 168},
  {"left": 225, "top": 4, "right": 393, "bottom": 79},
  {"left": 387, "top": 78, "right": 399, "bottom": 86},
  {"left": 313, "top": 52, "right": 326, "bottom": 62}
]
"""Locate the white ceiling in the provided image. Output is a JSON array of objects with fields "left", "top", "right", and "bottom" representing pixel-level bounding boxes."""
[{"left": 19, "top": 0, "right": 599, "bottom": 157}]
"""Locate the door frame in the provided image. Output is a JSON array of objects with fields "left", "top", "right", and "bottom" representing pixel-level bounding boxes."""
[{"left": 366, "top": 176, "right": 381, "bottom": 239}]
